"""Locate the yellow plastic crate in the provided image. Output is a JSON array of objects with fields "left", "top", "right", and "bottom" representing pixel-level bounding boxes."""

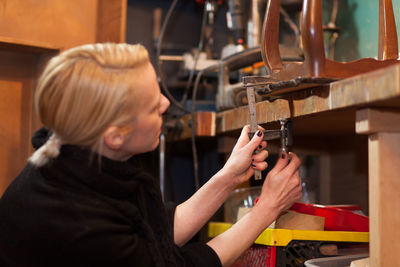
[{"left": 208, "top": 222, "right": 369, "bottom": 246}]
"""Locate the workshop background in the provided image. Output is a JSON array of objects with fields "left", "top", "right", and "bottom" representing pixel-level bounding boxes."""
[
  {"left": 3, "top": 1, "right": 400, "bottom": 265},
  {"left": 125, "top": 0, "right": 400, "bottom": 211}
]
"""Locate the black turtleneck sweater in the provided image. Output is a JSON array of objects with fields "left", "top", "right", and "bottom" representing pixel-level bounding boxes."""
[{"left": 0, "top": 138, "right": 221, "bottom": 266}]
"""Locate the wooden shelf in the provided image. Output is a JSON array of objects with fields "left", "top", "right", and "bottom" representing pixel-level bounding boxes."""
[
  {"left": 216, "top": 63, "right": 400, "bottom": 135},
  {"left": 0, "top": 36, "right": 60, "bottom": 54},
  {"left": 167, "top": 64, "right": 400, "bottom": 141}
]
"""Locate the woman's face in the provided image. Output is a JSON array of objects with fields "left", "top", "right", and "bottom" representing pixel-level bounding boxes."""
[{"left": 120, "top": 63, "right": 170, "bottom": 157}]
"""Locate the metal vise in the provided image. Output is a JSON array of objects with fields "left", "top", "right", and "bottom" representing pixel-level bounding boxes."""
[{"left": 248, "top": 119, "right": 293, "bottom": 153}]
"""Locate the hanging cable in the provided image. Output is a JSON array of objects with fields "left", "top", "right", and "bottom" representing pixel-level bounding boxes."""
[
  {"left": 180, "top": 0, "right": 211, "bottom": 106},
  {"left": 190, "top": 63, "right": 219, "bottom": 190},
  {"left": 156, "top": 0, "right": 219, "bottom": 191},
  {"left": 156, "top": 0, "right": 190, "bottom": 113}
]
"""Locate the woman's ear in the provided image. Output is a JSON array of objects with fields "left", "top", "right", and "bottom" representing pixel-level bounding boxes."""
[{"left": 103, "top": 126, "right": 125, "bottom": 150}]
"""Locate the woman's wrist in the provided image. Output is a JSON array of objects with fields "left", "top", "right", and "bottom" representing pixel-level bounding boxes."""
[
  {"left": 251, "top": 197, "right": 281, "bottom": 226},
  {"left": 215, "top": 167, "right": 242, "bottom": 191}
]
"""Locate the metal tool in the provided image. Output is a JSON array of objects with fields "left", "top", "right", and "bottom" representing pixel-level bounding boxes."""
[
  {"left": 247, "top": 119, "right": 292, "bottom": 151},
  {"left": 216, "top": 47, "right": 303, "bottom": 111},
  {"left": 246, "top": 83, "right": 262, "bottom": 180},
  {"left": 244, "top": 76, "right": 293, "bottom": 180}
]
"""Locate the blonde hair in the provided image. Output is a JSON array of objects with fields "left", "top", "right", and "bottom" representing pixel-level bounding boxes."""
[{"left": 29, "top": 43, "right": 150, "bottom": 167}]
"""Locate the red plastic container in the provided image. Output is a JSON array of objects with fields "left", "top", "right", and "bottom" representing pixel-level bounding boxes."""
[{"left": 289, "top": 202, "right": 369, "bottom": 232}]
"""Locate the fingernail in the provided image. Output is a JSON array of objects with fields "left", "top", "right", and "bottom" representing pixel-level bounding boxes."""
[
  {"left": 281, "top": 152, "right": 286, "bottom": 159},
  {"left": 257, "top": 130, "right": 262, "bottom": 137},
  {"left": 251, "top": 163, "right": 256, "bottom": 167}
]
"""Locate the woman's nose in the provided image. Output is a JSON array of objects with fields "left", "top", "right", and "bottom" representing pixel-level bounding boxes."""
[{"left": 160, "top": 94, "right": 170, "bottom": 114}]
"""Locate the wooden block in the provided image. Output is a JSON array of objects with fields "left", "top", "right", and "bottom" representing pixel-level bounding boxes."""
[
  {"left": 319, "top": 244, "right": 338, "bottom": 256},
  {"left": 167, "top": 111, "right": 216, "bottom": 141},
  {"left": 350, "top": 257, "right": 370, "bottom": 267},
  {"left": 275, "top": 210, "right": 325, "bottom": 231},
  {"left": 195, "top": 112, "right": 216, "bottom": 136},
  {"left": 236, "top": 207, "right": 251, "bottom": 222},
  {"left": 356, "top": 109, "right": 400, "bottom": 134}
]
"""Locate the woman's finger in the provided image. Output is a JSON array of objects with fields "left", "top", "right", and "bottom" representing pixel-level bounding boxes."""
[
  {"left": 251, "top": 161, "right": 268, "bottom": 171},
  {"left": 232, "top": 125, "right": 251, "bottom": 150},
  {"left": 277, "top": 152, "right": 301, "bottom": 179},
  {"left": 252, "top": 150, "right": 269, "bottom": 162},
  {"left": 256, "top": 140, "right": 267, "bottom": 151},
  {"left": 267, "top": 152, "right": 290, "bottom": 177}
]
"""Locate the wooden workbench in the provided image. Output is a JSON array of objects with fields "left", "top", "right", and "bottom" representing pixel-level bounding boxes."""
[
  {"left": 222, "top": 64, "right": 400, "bottom": 267},
  {"left": 174, "top": 64, "right": 400, "bottom": 266}
]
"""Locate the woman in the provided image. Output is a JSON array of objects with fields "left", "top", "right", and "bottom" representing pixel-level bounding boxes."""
[{"left": 0, "top": 43, "right": 302, "bottom": 266}]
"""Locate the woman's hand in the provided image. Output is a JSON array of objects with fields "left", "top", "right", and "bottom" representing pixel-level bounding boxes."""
[
  {"left": 173, "top": 125, "right": 268, "bottom": 246},
  {"left": 256, "top": 152, "right": 303, "bottom": 219},
  {"left": 207, "top": 152, "right": 302, "bottom": 266},
  {"left": 220, "top": 125, "right": 268, "bottom": 186}
]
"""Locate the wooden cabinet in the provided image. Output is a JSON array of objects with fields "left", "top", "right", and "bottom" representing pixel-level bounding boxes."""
[{"left": 0, "top": 0, "right": 126, "bottom": 195}]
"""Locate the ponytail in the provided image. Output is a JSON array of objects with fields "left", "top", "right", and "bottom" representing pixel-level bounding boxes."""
[{"left": 29, "top": 133, "right": 62, "bottom": 167}]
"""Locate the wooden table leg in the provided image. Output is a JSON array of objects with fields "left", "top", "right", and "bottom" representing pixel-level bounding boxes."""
[{"left": 356, "top": 109, "right": 400, "bottom": 266}]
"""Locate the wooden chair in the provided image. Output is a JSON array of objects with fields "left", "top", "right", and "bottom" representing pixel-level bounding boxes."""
[{"left": 261, "top": 0, "right": 400, "bottom": 81}]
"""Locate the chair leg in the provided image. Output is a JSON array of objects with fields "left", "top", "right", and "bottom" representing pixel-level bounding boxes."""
[
  {"left": 301, "top": 0, "right": 326, "bottom": 77},
  {"left": 261, "top": 0, "right": 283, "bottom": 73},
  {"left": 378, "top": 0, "right": 398, "bottom": 60}
]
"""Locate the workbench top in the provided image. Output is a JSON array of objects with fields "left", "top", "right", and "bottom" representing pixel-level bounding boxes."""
[
  {"left": 169, "top": 63, "right": 400, "bottom": 140},
  {"left": 218, "top": 63, "right": 400, "bottom": 136}
]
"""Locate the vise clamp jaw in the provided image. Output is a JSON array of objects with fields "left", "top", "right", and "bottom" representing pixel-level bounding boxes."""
[{"left": 248, "top": 119, "right": 293, "bottom": 153}]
